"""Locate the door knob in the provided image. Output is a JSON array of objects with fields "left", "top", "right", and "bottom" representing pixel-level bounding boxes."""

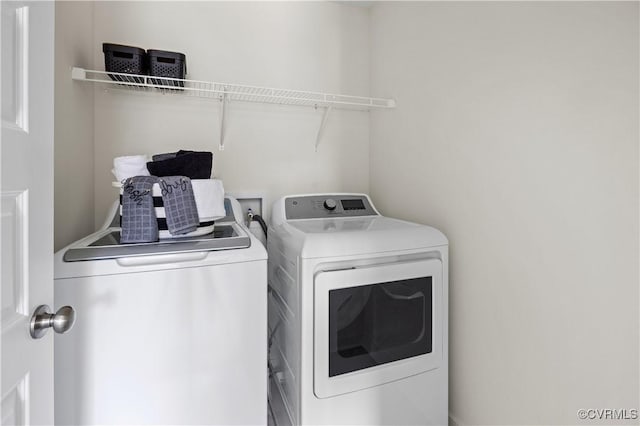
[{"left": 30, "top": 305, "right": 76, "bottom": 339}]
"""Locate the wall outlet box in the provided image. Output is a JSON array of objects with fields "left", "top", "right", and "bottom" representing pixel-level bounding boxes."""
[{"left": 228, "top": 193, "right": 264, "bottom": 224}]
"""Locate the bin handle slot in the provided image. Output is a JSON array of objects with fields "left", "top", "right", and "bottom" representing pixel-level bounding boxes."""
[{"left": 113, "top": 51, "right": 133, "bottom": 59}]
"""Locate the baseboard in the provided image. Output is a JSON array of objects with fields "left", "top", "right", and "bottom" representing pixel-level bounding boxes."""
[{"left": 449, "top": 412, "right": 463, "bottom": 426}]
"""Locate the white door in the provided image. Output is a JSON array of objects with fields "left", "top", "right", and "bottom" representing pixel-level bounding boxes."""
[
  {"left": 1, "top": 1, "right": 55, "bottom": 424},
  {"left": 314, "top": 259, "right": 443, "bottom": 398}
]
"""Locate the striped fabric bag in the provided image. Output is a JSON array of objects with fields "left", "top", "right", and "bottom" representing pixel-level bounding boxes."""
[{"left": 116, "top": 179, "right": 226, "bottom": 239}]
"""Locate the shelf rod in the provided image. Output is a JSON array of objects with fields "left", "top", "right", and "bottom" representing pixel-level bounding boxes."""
[{"left": 70, "top": 68, "right": 396, "bottom": 110}]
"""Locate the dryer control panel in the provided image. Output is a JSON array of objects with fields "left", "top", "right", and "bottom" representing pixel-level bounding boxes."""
[{"left": 285, "top": 195, "right": 378, "bottom": 220}]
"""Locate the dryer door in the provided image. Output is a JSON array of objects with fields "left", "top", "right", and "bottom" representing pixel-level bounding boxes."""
[{"left": 313, "top": 258, "right": 443, "bottom": 399}]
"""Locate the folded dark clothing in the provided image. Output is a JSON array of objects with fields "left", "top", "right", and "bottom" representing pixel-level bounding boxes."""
[
  {"left": 158, "top": 176, "right": 199, "bottom": 235},
  {"left": 147, "top": 151, "right": 212, "bottom": 179},
  {"left": 152, "top": 150, "right": 197, "bottom": 162},
  {"left": 152, "top": 152, "right": 178, "bottom": 162},
  {"left": 152, "top": 150, "right": 194, "bottom": 162},
  {"left": 120, "top": 176, "right": 158, "bottom": 243}
]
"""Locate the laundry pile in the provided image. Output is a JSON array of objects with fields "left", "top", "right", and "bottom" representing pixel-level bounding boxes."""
[{"left": 112, "top": 151, "right": 225, "bottom": 243}]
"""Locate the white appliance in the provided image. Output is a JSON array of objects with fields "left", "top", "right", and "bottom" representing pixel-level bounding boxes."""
[
  {"left": 54, "top": 197, "right": 267, "bottom": 425},
  {"left": 267, "top": 194, "right": 448, "bottom": 425}
]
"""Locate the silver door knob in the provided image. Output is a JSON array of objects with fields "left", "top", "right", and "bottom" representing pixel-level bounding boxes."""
[{"left": 30, "top": 305, "right": 76, "bottom": 339}]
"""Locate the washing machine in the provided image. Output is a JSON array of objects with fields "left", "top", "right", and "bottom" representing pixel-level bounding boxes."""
[
  {"left": 54, "top": 196, "right": 267, "bottom": 425},
  {"left": 267, "top": 194, "right": 448, "bottom": 425}
]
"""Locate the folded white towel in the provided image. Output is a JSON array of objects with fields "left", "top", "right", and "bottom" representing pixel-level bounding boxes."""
[
  {"left": 191, "top": 179, "right": 226, "bottom": 221},
  {"left": 112, "top": 155, "right": 150, "bottom": 182}
]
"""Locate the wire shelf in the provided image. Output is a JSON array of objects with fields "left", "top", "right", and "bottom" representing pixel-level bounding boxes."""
[{"left": 71, "top": 67, "right": 396, "bottom": 110}]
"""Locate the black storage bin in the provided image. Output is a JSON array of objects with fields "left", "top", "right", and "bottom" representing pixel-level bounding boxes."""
[
  {"left": 102, "top": 43, "right": 147, "bottom": 83},
  {"left": 148, "top": 49, "right": 186, "bottom": 89}
]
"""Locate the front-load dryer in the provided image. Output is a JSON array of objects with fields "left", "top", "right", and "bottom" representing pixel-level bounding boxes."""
[
  {"left": 267, "top": 194, "right": 448, "bottom": 426},
  {"left": 54, "top": 197, "right": 267, "bottom": 425}
]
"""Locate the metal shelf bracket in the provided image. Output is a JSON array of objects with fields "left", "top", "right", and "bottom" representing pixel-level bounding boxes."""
[
  {"left": 219, "top": 88, "right": 228, "bottom": 151},
  {"left": 315, "top": 106, "right": 332, "bottom": 152}
]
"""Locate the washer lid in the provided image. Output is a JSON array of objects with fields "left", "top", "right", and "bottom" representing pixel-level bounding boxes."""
[{"left": 63, "top": 222, "right": 250, "bottom": 262}]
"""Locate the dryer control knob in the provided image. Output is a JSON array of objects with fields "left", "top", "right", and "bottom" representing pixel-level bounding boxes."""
[{"left": 324, "top": 199, "right": 337, "bottom": 211}]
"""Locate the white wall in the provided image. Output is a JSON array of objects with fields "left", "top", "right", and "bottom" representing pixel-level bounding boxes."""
[
  {"left": 54, "top": 1, "right": 95, "bottom": 250},
  {"left": 54, "top": 2, "right": 639, "bottom": 423},
  {"left": 370, "top": 2, "right": 639, "bottom": 425},
  {"left": 91, "top": 1, "right": 370, "bottom": 226}
]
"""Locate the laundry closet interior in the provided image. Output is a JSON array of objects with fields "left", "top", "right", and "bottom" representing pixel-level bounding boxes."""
[{"left": 49, "top": 2, "right": 638, "bottom": 426}]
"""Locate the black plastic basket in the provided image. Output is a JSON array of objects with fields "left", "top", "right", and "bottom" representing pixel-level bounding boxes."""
[
  {"left": 103, "top": 43, "right": 147, "bottom": 83},
  {"left": 148, "top": 49, "right": 186, "bottom": 89}
]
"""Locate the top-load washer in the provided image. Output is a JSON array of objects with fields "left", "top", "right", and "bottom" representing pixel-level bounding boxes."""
[
  {"left": 54, "top": 196, "right": 267, "bottom": 425},
  {"left": 267, "top": 193, "right": 448, "bottom": 425}
]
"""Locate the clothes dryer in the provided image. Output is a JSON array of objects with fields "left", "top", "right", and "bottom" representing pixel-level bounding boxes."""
[{"left": 267, "top": 194, "right": 448, "bottom": 425}]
